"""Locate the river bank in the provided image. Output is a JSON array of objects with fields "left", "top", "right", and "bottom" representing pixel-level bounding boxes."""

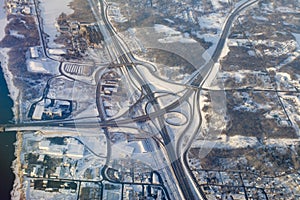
[
  {"left": 0, "top": 48, "right": 21, "bottom": 200},
  {"left": 0, "top": 1, "right": 22, "bottom": 199},
  {"left": 10, "top": 132, "right": 23, "bottom": 200},
  {"left": 0, "top": 48, "right": 21, "bottom": 122},
  {"left": 0, "top": 0, "right": 21, "bottom": 121},
  {"left": 0, "top": 48, "right": 23, "bottom": 200},
  {"left": 0, "top": 63, "right": 16, "bottom": 200}
]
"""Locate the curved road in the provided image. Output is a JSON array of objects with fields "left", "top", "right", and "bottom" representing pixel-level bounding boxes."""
[{"left": 1, "top": 0, "right": 259, "bottom": 199}]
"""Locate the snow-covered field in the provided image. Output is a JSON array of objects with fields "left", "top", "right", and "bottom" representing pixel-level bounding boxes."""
[
  {"left": 9, "top": 30, "right": 25, "bottom": 39},
  {"left": 39, "top": 0, "right": 73, "bottom": 48},
  {"left": 26, "top": 59, "right": 60, "bottom": 74},
  {"left": 197, "top": 13, "right": 226, "bottom": 31},
  {"left": 192, "top": 135, "right": 259, "bottom": 149},
  {"left": 154, "top": 24, "right": 197, "bottom": 44}
]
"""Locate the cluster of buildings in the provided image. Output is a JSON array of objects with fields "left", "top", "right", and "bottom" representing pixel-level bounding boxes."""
[
  {"left": 192, "top": 167, "right": 300, "bottom": 199},
  {"left": 22, "top": 137, "right": 85, "bottom": 180},
  {"left": 79, "top": 182, "right": 101, "bottom": 199},
  {"left": 20, "top": 129, "right": 109, "bottom": 198},
  {"left": 193, "top": 170, "right": 268, "bottom": 199},
  {"left": 31, "top": 99, "right": 72, "bottom": 120},
  {"left": 107, "top": 161, "right": 161, "bottom": 185},
  {"left": 122, "top": 184, "right": 165, "bottom": 200},
  {"left": 33, "top": 180, "right": 77, "bottom": 194},
  {"left": 6, "top": 0, "right": 32, "bottom": 15},
  {"left": 101, "top": 182, "right": 166, "bottom": 200},
  {"left": 38, "top": 138, "right": 84, "bottom": 159},
  {"left": 79, "top": 181, "right": 166, "bottom": 200},
  {"left": 99, "top": 70, "right": 121, "bottom": 117},
  {"left": 56, "top": 15, "right": 104, "bottom": 58}
]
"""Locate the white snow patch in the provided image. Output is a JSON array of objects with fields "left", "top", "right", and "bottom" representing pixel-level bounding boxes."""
[
  {"left": 164, "top": 18, "right": 175, "bottom": 24},
  {"left": 48, "top": 48, "right": 67, "bottom": 55},
  {"left": 9, "top": 30, "right": 25, "bottom": 39},
  {"left": 27, "top": 59, "right": 60, "bottom": 74},
  {"left": 198, "top": 13, "right": 225, "bottom": 31},
  {"left": 154, "top": 24, "right": 197, "bottom": 44},
  {"left": 39, "top": 0, "right": 74, "bottom": 48},
  {"left": 276, "top": 6, "right": 300, "bottom": 13},
  {"left": 265, "top": 138, "right": 300, "bottom": 146},
  {"left": 195, "top": 32, "right": 219, "bottom": 61},
  {"left": 211, "top": 0, "right": 228, "bottom": 10},
  {"left": 252, "top": 15, "right": 269, "bottom": 21},
  {"left": 192, "top": 135, "right": 258, "bottom": 149}
]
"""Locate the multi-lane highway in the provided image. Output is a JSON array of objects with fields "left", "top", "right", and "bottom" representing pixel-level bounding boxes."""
[
  {"left": 92, "top": 0, "right": 208, "bottom": 199},
  {"left": 87, "top": 1, "right": 260, "bottom": 198},
  {"left": 189, "top": 0, "right": 259, "bottom": 87}
]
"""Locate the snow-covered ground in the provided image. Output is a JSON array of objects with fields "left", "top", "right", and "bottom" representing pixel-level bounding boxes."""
[
  {"left": 265, "top": 138, "right": 300, "bottom": 146},
  {"left": 136, "top": 64, "right": 186, "bottom": 94},
  {"left": 0, "top": 3, "right": 22, "bottom": 199},
  {"left": 192, "top": 135, "right": 259, "bottom": 149},
  {"left": 257, "top": 39, "right": 297, "bottom": 57},
  {"left": 193, "top": 134, "right": 300, "bottom": 150},
  {"left": 211, "top": 0, "right": 229, "bottom": 10},
  {"left": 26, "top": 59, "right": 60, "bottom": 74},
  {"left": 194, "top": 3, "right": 232, "bottom": 59},
  {"left": 280, "top": 94, "right": 300, "bottom": 135},
  {"left": 0, "top": 2, "right": 19, "bottom": 116},
  {"left": 275, "top": 72, "right": 298, "bottom": 90},
  {"left": 0, "top": 48, "right": 20, "bottom": 120},
  {"left": 39, "top": 0, "right": 73, "bottom": 48},
  {"left": 220, "top": 70, "right": 273, "bottom": 89},
  {"left": 276, "top": 6, "right": 300, "bottom": 14},
  {"left": 154, "top": 24, "right": 197, "bottom": 44},
  {"left": 9, "top": 30, "right": 25, "bottom": 39},
  {"left": 108, "top": 2, "right": 128, "bottom": 23},
  {"left": 233, "top": 92, "right": 271, "bottom": 112},
  {"left": 198, "top": 13, "right": 226, "bottom": 31},
  {"left": 252, "top": 15, "right": 269, "bottom": 22}
]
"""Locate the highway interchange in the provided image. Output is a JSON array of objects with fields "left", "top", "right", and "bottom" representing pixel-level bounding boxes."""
[{"left": 1, "top": 0, "right": 259, "bottom": 199}]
